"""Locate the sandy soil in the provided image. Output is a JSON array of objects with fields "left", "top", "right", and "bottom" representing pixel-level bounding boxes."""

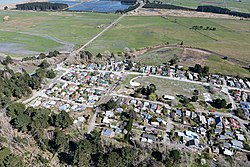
[
  {"left": 129, "top": 8, "right": 249, "bottom": 20},
  {"left": 0, "top": 0, "right": 48, "bottom": 10}
]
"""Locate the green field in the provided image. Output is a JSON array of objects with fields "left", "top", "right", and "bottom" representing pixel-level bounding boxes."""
[
  {"left": 153, "top": 0, "right": 250, "bottom": 13},
  {"left": 87, "top": 16, "right": 250, "bottom": 65},
  {"left": 0, "top": 10, "right": 119, "bottom": 57},
  {"left": 133, "top": 76, "right": 228, "bottom": 101}
]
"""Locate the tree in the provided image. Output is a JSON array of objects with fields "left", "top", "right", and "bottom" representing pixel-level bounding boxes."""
[
  {"left": 194, "top": 64, "right": 203, "bottom": 74},
  {"left": 38, "top": 53, "right": 46, "bottom": 59},
  {"left": 4, "top": 6, "right": 8, "bottom": 10},
  {"left": 169, "top": 149, "right": 181, "bottom": 164},
  {"left": 73, "top": 139, "right": 92, "bottom": 166},
  {"left": 212, "top": 98, "right": 227, "bottom": 108},
  {"left": 203, "top": 66, "right": 209, "bottom": 75},
  {"left": 193, "top": 89, "right": 199, "bottom": 96},
  {"left": 46, "top": 69, "right": 56, "bottom": 79},
  {"left": 49, "top": 111, "right": 73, "bottom": 129},
  {"left": 106, "top": 151, "right": 123, "bottom": 167},
  {"left": 169, "top": 58, "right": 177, "bottom": 65},
  {"left": 1, "top": 56, "right": 13, "bottom": 65},
  {"left": 39, "top": 60, "right": 50, "bottom": 69},
  {"left": 191, "top": 95, "right": 198, "bottom": 102},
  {"left": 148, "top": 93, "right": 157, "bottom": 101}
]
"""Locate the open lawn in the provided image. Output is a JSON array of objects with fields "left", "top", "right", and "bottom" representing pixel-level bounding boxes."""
[
  {"left": 133, "top": 76, "right": 228, "bottom": 101},
  {"left": 154, "top": 0, "right": 250, "bottom": 13},
  {"left": 133, "top": 47, "right": 184, "bottom": 65},
  {"left": 0, "top": 10, "right": 119, "bottom": 57},
  {"left": 87, "top": 15, "right": 250, "bottom": 65}
]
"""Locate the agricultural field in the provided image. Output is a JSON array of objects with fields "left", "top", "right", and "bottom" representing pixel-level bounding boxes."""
[
  {"left": 0, "top": 10, "right": 118, "bottom": 58},
  {"left": 153, "top": 0, "right": 250, "bottom": 13},
  {"left": 88, "top": 15, "right": 250, "bottom": 65}
]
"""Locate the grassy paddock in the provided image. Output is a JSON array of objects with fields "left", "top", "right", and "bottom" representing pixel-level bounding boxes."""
[
  {"left": 88, "top": 15, "right": 250, "bottom": 65},
  {"left": 0, "top": 10, "right": 119, "bottom": 57}
]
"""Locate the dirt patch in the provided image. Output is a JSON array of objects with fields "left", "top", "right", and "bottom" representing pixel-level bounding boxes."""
[
  {"left": 129, "top": 8, "right": 248, "bottom": 20},
  {"left": 0, "top": 43, "right": 39, "bottom": 55}
]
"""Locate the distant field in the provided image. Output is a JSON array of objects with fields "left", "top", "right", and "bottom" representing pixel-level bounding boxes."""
[
  {"left": 134, "top": 46, "right": 250, "bottom": 77},
  {"left": 0, "top": 10, "right": 118, "bottom": 57},
  {"left": 154, "top": 0, "right": 250, "bottom": 13},
  {"left": 87, "top": 15, "right": 250, "bottom": 65}
]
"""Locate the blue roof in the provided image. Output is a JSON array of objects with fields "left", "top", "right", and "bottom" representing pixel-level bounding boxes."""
[
  {"left": 240, "top": 102, "right": 250, "bottom": 109},
  {"left": 102, "top": 129, "right": 113, "bottom": 137},
  {"left": 143, "top": 114, "right": 152, "bottom": 120}
]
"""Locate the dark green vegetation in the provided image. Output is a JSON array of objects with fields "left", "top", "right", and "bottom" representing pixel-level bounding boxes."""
[
  {"left": 16, "top": 2, "right": 68, "bottom": 11},
  {"left": 0, "top": 57, "right": 55, "bottom": 108},
  {"left": 0, "top": 147, "right": 23, "bottom": 167},
  {"left": 1, "top": 99, "right": 185, "bottom": 166},
  {"left": 147, "top": 0, "right": 250, "bottom": 13},
  {"left": 22, "top": 50, "right": 60, "bottom": 61},
  {"left": 197, "top": 5, "right": 250, "bottom": 18},
  {"left": 143, "top": 3, "right": 250, "bottom": 18}
]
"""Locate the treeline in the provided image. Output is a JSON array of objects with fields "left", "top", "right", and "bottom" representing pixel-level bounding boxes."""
[
  {"left": 16, "top": 2, "right": 68, "bottom": 11},
  {"left": 143, "top": 3, "right": 250, "bottom": 18},
  {"left": 22, "top": 50, "right": 60, "bottom": 62},
  {"left": 143, "top": 3, "right": 196, "bottom": 11},
  {"left": 197, "top": 6, "right": 250, "bottom": 18},
  {"left": 121, "top": 0, "right": 137, "bottom": 4},
  {"left": 116, "top": 3, "right": 140, "bottom": 13}
]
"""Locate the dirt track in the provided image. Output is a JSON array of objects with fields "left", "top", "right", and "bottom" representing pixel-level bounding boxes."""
[{"left": 129, "top": 8, "right": 248, "bottom": 20}]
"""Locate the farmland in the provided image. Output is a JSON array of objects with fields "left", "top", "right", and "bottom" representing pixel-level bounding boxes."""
[
  {"left": 0, "top": 10, "right": 118, "bottom": 57},
  {"left": 0, "top": 10, "right": 250, "bottom": 70},
  {"left": 87, "top": 15, "right": 250, "bottom": 65},
  {"left": 153, "top": 0, "right": 250, "bottom": 13}
]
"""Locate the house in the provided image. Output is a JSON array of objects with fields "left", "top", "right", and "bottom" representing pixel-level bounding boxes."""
[
  {"left": 101, "top": 129, "right": 115, "bottom": 138},
  {"left": 223, "top": 142, "right": 232, "bottom": 149},
  {"left": 187, "top": 139, "right": 199, "bottom": 147},
  {"left": 102, "top": 116, "right": 111, "bottom": 124},
  {"left": 220, "top": 135, "right": 227, "bottom": 140},
  {"left": 176, "top": 110, "right": 182, "bottom": 117},
  {"left": 185, "top": 110, "right": 191, "bottom": 117},
  {"left": 214, "top": 128, "right": 222, "bottom": 134},
  {"left": 142, "top": 133, "right": 157, "bottom": 143},
  {"left": 199, "top": 115, "right": 207, "bottom": 124},
  {"left": 163, "top": 95, "right": 175, "bottom": 100},
  {"left": 207, "top": 117, "right": 215, "bottom": 125},
  {"left": 231, "top": 140, "right": 243, "bottom": 149},
  {"left": 215, "top": 116, "right": 223, "bottom": 128},
  {"left": 106, "top": 111, "right": 114, "bottom": 117},
  {"left": 212, "top": 146, "right": 219, "bottom": 154},
  {"left": 191, "top": 112, "right": 197, "bottom": 119},
  {"left": 223, "top": 148, "right": 233, "bottom": 156},
  {"left": 185, "top": 130, "right": 199, "bottom": 139},
  {"left": 115, "top": 128, "right": 122, "bottom": 134},
  {"left": 150, "top": 104, "right": 157, "bottom": 111},
  {"left": 197, "top": 127, "right": 206, "bottom": 136},
  {"left": 236, "top": 133, "right": 245, "bottom": 141},
  {"left": 240, "top": 102, "right": 250, "bottom": 109}
]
